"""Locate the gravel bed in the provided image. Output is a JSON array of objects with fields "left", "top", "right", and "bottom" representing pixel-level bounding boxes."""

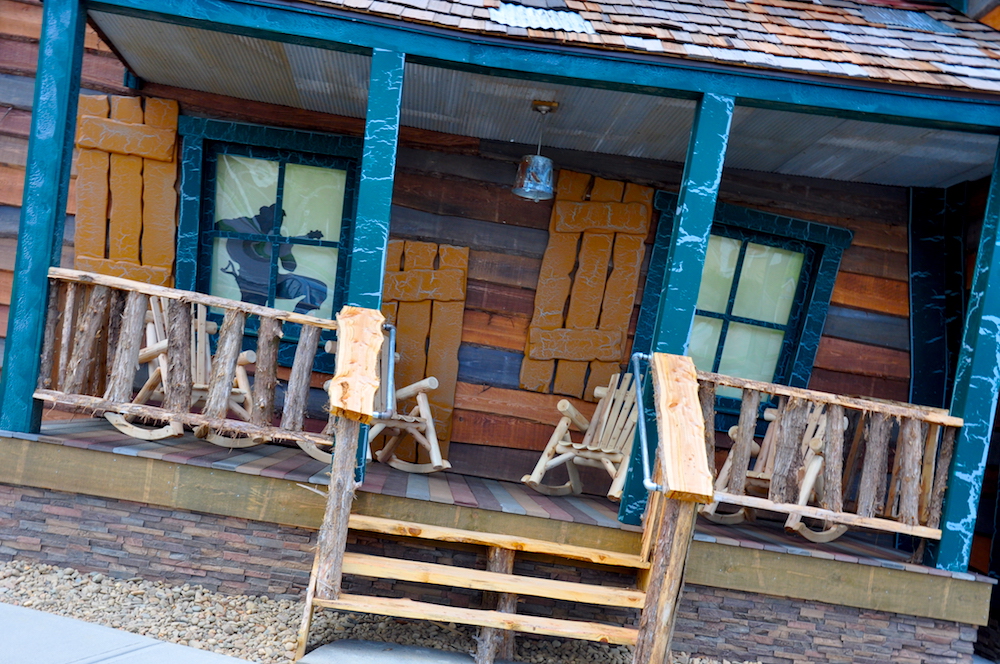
[{"left": 0, "top": 560, "right": 760, "bottom": 664}]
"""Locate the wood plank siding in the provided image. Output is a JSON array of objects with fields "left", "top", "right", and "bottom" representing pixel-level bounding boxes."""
[{"left": 1, "top": 0, "right": 940, "bottom": 484}]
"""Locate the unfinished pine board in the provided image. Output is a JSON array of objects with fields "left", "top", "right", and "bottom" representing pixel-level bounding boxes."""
[
  {"left": 328, "top": 306, "right": 385, "bottom": 423},
  {"left": 313, "top": 595, "right": 639, "bottom": 645},
  {"left": 650, "top": 353, "right": 713, "bottom": 503},
  {"left": 348, "top": 514, "right": 648, "bottom": 567},
  {"left": 342, "top": 552, "right": 644, "bottom": 607}
]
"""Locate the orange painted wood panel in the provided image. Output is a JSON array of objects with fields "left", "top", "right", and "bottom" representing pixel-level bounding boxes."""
[
  {"left": 530, "top": 231, "right": 578, "bottom": 331},
  {"left": 552, "top": 201, "right": 650, "bottom": 235},
  {"left": 73, "top": 256, "right": 172, "bottom": 286},
  {"left": 590, "top": 177, "right": 624, "bottom": 202},
  {"left": 111, "top": 95, "right": 143, "bottom": 124},
  {"left": 77, "top": 94, "right": 109, "bottom": 122},
  {"left": 565, "top": 232, "right": 612, "bottom": 330},
  {"left": 814, "top": 336, "right": 910, "bottom": 381},
  {"left": 385, "top": 238, "right": 404, "bottom": 272},
  {"left": 553, "top": 360, "right": 588, "bottom": 399},
  {"left": 622, "top": 182, "right": 654, "bottom": 206},
  {"left": 599, "top": 234, "right": 645, "bottom": 333},
  {"left": 831, "top": 272, "right": 909, "bottom": 317},
  {"left": 108, "top": 153, "right": 142, "bottom": 263},
  {"left": 437, "top": 244, "right": 469, "bottom": 272},
  {"left": 585, "top": 362, "right": 621, "bottom": 403},
  {"left": 404, "top": 240, "right": 437, "bottom": 271},
  {"left": 383, "top": 268, "right": 466, "bottom": 302},
  {"left": 555, "top": 170, "right": 590, "bottom": 201},
  {"left": 425, "top": 299, "right": 465, "bottom": 458},
  {"left": 73, "top": 149, "right": 109, "bottom": 261},
  {"left": 141, "top": 98, "right": 178, "bottom": 275},
  {"left": 381, "top": 301, "right": 398, "bottom": 327},
  {"left": 462, "top": 310, "right": 528, "bottom": 351},
  {"left": 453, "top": 382, "right": 596, "bottom": 427},
  {"left": 519, "top": 358, "right": 555, "bottom": 393},
  {"left": 76, "top": 116, "right": 176, "bottom": 162},
  {"left": 528, "top": 328, "right": 624, "bottom": 362}
]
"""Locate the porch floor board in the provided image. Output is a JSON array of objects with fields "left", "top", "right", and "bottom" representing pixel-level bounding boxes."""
[{"left": 11, "top": 417, "right": 991, "bottom": 585}]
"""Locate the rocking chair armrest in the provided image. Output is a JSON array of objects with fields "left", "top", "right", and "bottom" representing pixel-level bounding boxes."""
[
  {"left": 557, "top": 399, "right": 591, "bottom": 432},
  {"left": 395, "top": 376, "right": 438, "bottom": 401}
]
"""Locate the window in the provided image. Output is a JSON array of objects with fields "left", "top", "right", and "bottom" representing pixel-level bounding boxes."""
[
  {"left": 176, "top": 118, "right": 362, "bottom": 371},
  {"left": 635, "top": 191, "right": 852, "bottom": 402}
]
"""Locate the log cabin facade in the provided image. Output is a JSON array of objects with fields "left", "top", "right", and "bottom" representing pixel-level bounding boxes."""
[{"left": 4, "top": 0, "right": 1000, "bottom": 661}]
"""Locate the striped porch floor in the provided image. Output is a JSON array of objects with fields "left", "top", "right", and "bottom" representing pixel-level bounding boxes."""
[{"left": 6, "top": 416, "right": 990, "bottom": 584}]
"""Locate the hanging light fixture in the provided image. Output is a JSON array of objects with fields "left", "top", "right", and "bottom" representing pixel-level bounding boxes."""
[{"left": 513, "top": 100, "right": 558, "bottom": 202}]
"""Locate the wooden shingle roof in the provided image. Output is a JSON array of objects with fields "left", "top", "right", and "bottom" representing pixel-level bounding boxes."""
[{"left": 310, "top": 0, "right": 1000, "bottom": 93}]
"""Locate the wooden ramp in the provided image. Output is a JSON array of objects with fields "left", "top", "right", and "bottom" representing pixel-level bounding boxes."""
[{"left": 297, "top": 352, "right": 713, "bottom": 664}]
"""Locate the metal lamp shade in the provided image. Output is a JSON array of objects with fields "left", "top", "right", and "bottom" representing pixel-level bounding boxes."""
[{"left": 512, "top": 154, "right": 554, "bottom": 201}]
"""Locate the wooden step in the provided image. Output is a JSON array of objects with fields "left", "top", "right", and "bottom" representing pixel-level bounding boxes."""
[
  {"left": 342, "top": 552, "right": 645, "bottom": 608},
  {"left": 314, "top": 594, "right": 639, "bottom": 645},
  {"left": 348, "top": 514, "right": 649, "bottom": 569}
]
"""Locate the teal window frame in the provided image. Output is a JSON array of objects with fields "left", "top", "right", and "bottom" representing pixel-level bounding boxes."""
[
  {"left": 176, "top": 117, "right": 363, "bottom": 372},
  {"left": 635, "top": 191, "right": 852, "bottom": 425}
]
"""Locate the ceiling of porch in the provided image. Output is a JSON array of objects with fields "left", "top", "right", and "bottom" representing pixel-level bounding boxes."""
[{"left": 91, "top": 10, "right": 999, "bottom": 189}]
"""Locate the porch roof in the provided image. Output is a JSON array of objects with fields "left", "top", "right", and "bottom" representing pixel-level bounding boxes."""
[{"left": 298, "top": 0, "right": 1000, "bottom": 95}]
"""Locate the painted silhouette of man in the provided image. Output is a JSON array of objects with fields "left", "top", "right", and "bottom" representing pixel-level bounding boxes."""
[{"left": 218, "top": 204, "right": 328, "bottom": 314}]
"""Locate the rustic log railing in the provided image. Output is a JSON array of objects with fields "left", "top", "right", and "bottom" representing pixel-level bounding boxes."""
[
  {"left": 34, "top": 268, "right": 346, "bottom": 451},
  {"left": 697, "top": 371, "right": 961, "bottom": 542}
]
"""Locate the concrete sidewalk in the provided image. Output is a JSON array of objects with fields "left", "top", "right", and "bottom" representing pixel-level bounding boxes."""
[{"left": 0, "top": 602, "right": 247, "bottom": 664}]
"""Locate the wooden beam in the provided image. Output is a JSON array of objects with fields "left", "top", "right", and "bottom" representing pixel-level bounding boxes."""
[
  {"left": 313, "top": 595, "right": 639, "bottom": 645},
  {"left": 341, "top": 552, "right": 644, "bottom": 608},
  {"left": 327, "top": 306, "right": 384, "bottom": 424}
]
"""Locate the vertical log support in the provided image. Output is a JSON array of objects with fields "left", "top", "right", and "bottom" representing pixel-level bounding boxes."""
[
  {"left": 163, "top": 299, "right": 193, "bottom": 412},
  {"left": 104, "top": 291, "right": 148, "bottom": 402},
  {"left": 316, "top": 306, "right": 384, "bottom": 602},
  {"left": 633, "top": 353, "right": 712, "bottom": 664},
  {"left": 251, "top": 317, "right": 282, "bottom": 427},
  {"left": 0, "top": 0, "right": 85, "bottom": 432},
  {"left": 619, "top": 94, "right": 734, "bottom": 525},
  {"left": 281, "top": 325, "right": 321, "bottom": 431},
  {"left": 939, "top": 145, "right": 1000, "bottom": 571},
  {"left": 476, "top": 547, "right": 517, "bottom": 664}
]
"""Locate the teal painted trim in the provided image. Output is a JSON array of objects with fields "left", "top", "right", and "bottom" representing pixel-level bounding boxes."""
[
  {"left": 935, "top": 143, "right": 1000, "bottom": 572},
  {"left": 347, "top": 49, "right": 404, "bottom": 478},
  {"left": 345, "top": 48, "right": 403, "bottom": 311},
  {"left": 177, "top": 117, "right": 363, "bottom": 157},
  {"left": 176, "top": 134, "right": 204, "bottom": 291},
  {"left": 944, "top": 0, "right": 969, "bottom": 13},
  {"left": 618, "top": 93, "right": 735, "bottom": 526},
  {"left": 0, "top": 0, "right": 86, "bottom": 433},
  {"left": 87, "top": 0, "right": 1000, "bottom": 134}
]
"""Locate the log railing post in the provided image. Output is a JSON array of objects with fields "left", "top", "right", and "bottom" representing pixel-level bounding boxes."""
[
  {"left": 633, "top": 353, "right": 713, "bottom": 664},
  {"left": 315, "top": 305, "right": 385, "bottom": 601}
]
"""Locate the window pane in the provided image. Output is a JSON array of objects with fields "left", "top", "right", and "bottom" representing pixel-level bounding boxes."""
[
  {"left": 696, "top": 235, "right": 741, "bottom": 313},
  {"left": 214, "top": 155, "right": 279, "bottom": 229},
  {"left": 271, "top": 244, "right": 338, "bottom": 319},
  {"left": 689, "top": 315, "right": 723, "bottom": 373},
  {"left": 717, "top": 322, "right": 785, "bottom": 383},
  {"left": 211, "top": 236, "right": 271, "bottom": 307},
  {"left": 281, "top": 163, "right": 347, "bottom": 243},
  {"left": 731, "top": 242, "right": 804, "bottom": 325}
]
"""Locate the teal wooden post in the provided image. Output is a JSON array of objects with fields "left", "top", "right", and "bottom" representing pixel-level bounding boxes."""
[
  {"left": 345, "top": 49, "right": 404, "bottom": 476},
  {"left": 345, "top": 48, "right": 404, "bottom": 311},
  {"left": 0, "top": 0, "right": 85, "bottom": 433},
  {"left": 618, "top": 93, "right": 735, "bottom": 525},
  {"left": 935, "top": 144, "right": 1000, "bottom": 571}
]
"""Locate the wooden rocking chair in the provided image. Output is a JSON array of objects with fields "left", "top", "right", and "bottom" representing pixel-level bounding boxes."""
[
  {"left": 701, "top": 400, "right": 848, "bottom": 543},
  {"left": 522, "top": 373, "right": 638, "bottom": 502},
  {"left": 305, "top": 337, "right": 449, "bottom": 474},
  {"left": 105, "top": 297, "right": 257, "bottom": 447}
]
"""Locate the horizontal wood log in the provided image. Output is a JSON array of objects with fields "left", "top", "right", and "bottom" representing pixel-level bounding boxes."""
[
  {"left": 466, "top": 280, "right": 535, "bottom": 318},
  {"left": 313, "top": 595, "right": 638, "bottom": 645},
  {"left": 453, "top": 382, "right": 596, "bottom": 428},
  {"left": 47, "top": 268, "right": 338, "bottom": 330},
  {"left": 840, "top": 244, "right": 909, "bottom": 281},
  {"left": 32, "top": 389, "right": 337, "bottom": 448},
  {"left": 450, "top": 408, "right": 573, "bottom": 451},
  {"left": 468, "top": 250, "right": 541, "bottom": 289},
  {"left": 342, "top": 552, "right": 645, "bottom": 608},
  {"left": 699, "top": 370, "right": 961, "bottom": 427},
  {"left": 713, "top": 492, "right": 942, "bottom": 539},
  {"left": 831, "top": 272, "right": 909, "bottom": 317},
  {"left": 0, "top": 37, "right": 125, "bottom": 93},
  {"left": 814, "top": 336, "right": 910, "bottom": 381},
  {"left": 822, "top": 306, "right": 909, "bottom": 353},
  {"left": 347, "top": 514, "right": 649, "bottom": 568},
  {"left": 0, "top": 0, "right": 111, "bottom": 51}
]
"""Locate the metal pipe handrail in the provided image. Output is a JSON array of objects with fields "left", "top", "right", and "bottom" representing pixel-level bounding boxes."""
[{"left": 630, "top": 351, "right": 665, "bottom": 493}]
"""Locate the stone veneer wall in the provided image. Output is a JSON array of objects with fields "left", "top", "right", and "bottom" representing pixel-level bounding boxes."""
[{"left": 0, "top": 483, "right": 980, "bottom": 663}]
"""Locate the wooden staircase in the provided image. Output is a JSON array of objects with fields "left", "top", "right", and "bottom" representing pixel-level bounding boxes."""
[{"left": 296, "top": 513, "right": 650, "bottom": 659}]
